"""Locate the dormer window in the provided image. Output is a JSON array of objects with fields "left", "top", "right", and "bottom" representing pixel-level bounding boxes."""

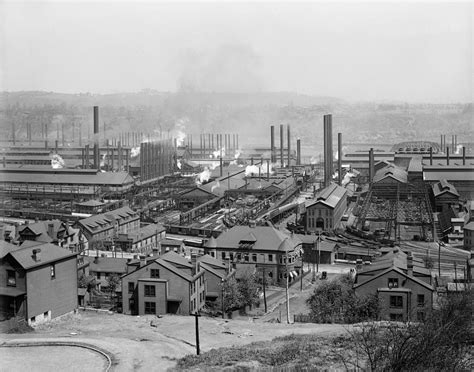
[
  {"left": 388, "top": 278, "right": 398, "bottom": 288},
  {"left": 7, "top": 270, "right": 16, "bottom": 287}
]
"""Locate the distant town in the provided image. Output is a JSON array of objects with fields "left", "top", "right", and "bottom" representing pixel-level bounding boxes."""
[{"left": 1, "top": 103, "right": 472, "bottom": 370}]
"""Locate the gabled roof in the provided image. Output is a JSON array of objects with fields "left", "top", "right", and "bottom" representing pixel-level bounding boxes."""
[
  {"left": 205, "top": 236, "right": 217, "bottom": 248},
  {"left": 354, "top": 266, "right": 434, "bottom": 291},
  {"left": 432, "top": 179, "right": 459, "bottom": 198},
  {"left": 155, "top": 258, "right": 199, "bottom": 282},
  {"left": 197, "top": 254, "right": 228, "bottom": 270},
  {"left": 122, "top": 223, "right": 165, "bottom": 243},
  {"left": 214, "top": 226, "right": 302, "bottom": 252},
  {"left": 18, "top": 220, "right": 68, "bottom": 241},
  {"left": 306, "top": 183, "right": 347, "bottom": 209},
  {"left": 86, "top": 256, "right": 129, "bottom": 273},
  {"left": 293, "top": 234, "right": 337, "bottom": 252},
  {"left": 464, "top": 221, "right": 474, "bottom": 231},
  {"left": 199, "top": 262, "right": 227, "bottom": 280},
  {"left": 8, "top": 243, "right": 76, "bottom": 270},
  {"left": 78, "top": 206, "right": 138, "bottom": 232},
  {"left": 357, "top": 248, "right": 430, "bottom": 276},
  {"left": 373, "top": 164, "right": 408, "bottom": 184},
  {"left": 159, "top": 251, "right": 193, "bottom": 268},
  {"left": 0, "top": 241, "right": 21, "bottom": 259}
]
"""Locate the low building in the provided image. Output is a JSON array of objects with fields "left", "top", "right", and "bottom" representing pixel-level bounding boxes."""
[
  {"left": 463, "top": 222, "right": 474, "bottom": 252},
  {"left": 432, "top": 179, "right": 460, "bottom": 213},
  {"left": 121, "top": 251, "right": 206, "bottom": 316},
  {"left": 354, "top": 248, "right": 433, "bottom": 322},
  {"left": 205, "top": 225, "right": 303, "bottom": 286},
  {"left": 114, "top": 223, "right": 166, "bottom": 255},
  {"left": 85, "top": 256, "right": 128, "bottom": 290},
  {"left": 157, "top": 238, "right": 186, "bottom": 255},
  {"left": 76, "top": 206, "right": 140, "bottom": 250},
  {"left": 0, "top": 242, "right": 78, "bottom": 325},
  {"left": 197, "top": 254, "right": 235, "bottom": 302},
  {"left": 295, "top": 234, "right": 337, "bottom": 265},
  {"left": 305, "top": 183, "right": 348, "bottom": 232}
]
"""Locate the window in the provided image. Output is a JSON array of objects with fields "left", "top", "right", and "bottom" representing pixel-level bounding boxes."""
[
  {"left": 390, "top": 313, "right": 403, "bottom": 321},
  {"left": 210, "top": 252, "right": 215, "bottom": 257},
  {"left": 221, "top": 252, "right": 226, "bottom": 260},
  {"left": 388, "top": 278, "right": 399, "bottom": 288},
  {"left": 128, "top": 282, "right": 134, "bottom": 294},
  {"left": 97, "top": 272, "right": 101, "bottom": 279},
  {"left": 144, "top": 285, "right": 155, "bottom": 297},
  {"left": 7, "top": 270, "right": 16, "bottom": 287},
  {"left": 144, "top": 302, "right": 156, "bottom": 314},
  {"left": 390, "top": 296, "right": 403, "bottom": 308},
  {"left": 150, "top": 269, "right": 160, "bottom": 278},
  {"left": 268, "top": 254, "right": 273, "bottom": 262},
  {"left": 244, "top": 255, "right": 249, "bottom": 262},
  {"left": 252, "top": 254, "right": 257, "bottom": 262},
  {"left": 229, "top": 253, "right": 234, "bottom": 261},
  {"left": 50, "top": 264, "right": 56, "bottom": 279},
  {"left": 417, "top": 294, "right": 425, "bottom": 307},
  {"left": 236, "top": 253, "right": 241, "bottom": 260}
]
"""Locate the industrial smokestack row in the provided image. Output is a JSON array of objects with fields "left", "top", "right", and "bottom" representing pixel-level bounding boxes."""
[
  {"left": 139, "top": 139, "right": 174, "bottom": 181},
  {"left": 296, "top": 139, "right": 301, "bottom": 165},
  {"left": 323, "top": 114, "right": 333, "bottom": 187}
]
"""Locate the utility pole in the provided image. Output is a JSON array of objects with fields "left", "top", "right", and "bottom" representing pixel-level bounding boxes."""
[
  {"left": 221, "top": 279, "right": 225, "bottom": 319},
  {"left": 285, "top": 248, "right": 291, "bottom": 324},
  {"left": 438, "top": 241, "right": 441, "bottom": 278},
  {"left": 454, "top": 261, "right": 458, "bottom": 292},
  {"left": 317, "top": 232, "right": 321, "bottom": 274},
  {"left": 263, "top": 266, "right": 267, "bottom": 313},
  {"left": 192, "top": 312, "right": 201, "bottom": 355}
]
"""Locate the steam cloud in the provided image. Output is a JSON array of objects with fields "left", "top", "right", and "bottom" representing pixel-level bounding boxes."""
[{"left": 50, "top": 153, "right": 65, "bottom": 169}]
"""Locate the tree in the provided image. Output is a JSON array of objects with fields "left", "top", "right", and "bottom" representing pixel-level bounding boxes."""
[
  {"left": 238, "top": 272, "right": 260, "bottom": 308},
  {"left": 78, "top": 273, "right": 96, "bottom": 292},
  {"left": 342, "top": 289, "right": 473, "bottom": 371},
  {"left": 306, "top": 273, "right": 379, "bottom": 323},
  {"left": 106, "top": 274, "right": 120, "bottom": 300},
  {"left": 221, "top": 277, "right": 243, "bottom": 313}
]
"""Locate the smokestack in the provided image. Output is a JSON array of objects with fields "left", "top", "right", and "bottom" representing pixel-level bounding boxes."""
[
  {"left": 118, "top": 141, "right": 122, "bottom": 171},
  {"left": 296, "top": 139, "right": 301, "bottom": 165},
  {"left": 93, "top": 106, "right": 99, "bottom": 169},
  {"left": 443, "top": 135, "right": 446, "bottom": 152},
  {"left": 338, "top": 133, "right": 342, "bottom": 186},
  {"left": 452, "top": 135, "right": 455, "bottom": 151},
  {"left": 270, "top": 126, "right": 275, "bottom": 163},
  {"left": 369, "top": 148, "right": 374, "bottom": 183},
  {"left": 440, "top": 134, "right": 443, "bottom": 150},
  {"left": 280, "top": 124, "right": 284, "bottom": 167},
  {"left": 85, "top": 144, "right": 90, "bottom": 169},
  {"left": 463, "top": 146, "right": 466, "bottom": 165},
  {"left": 446, "top": 146, "right": 450, "bottom": 165},
  {"left": 430, "top": 147, "right": 433, "bottom": 165},
  {"left": 220, "top": 156, "right": 223, "bottom": 177},
  {"left": 323, "top": 114, "right": 333, "bottom": 187},
  {"left": 287, "top": 125, "right": 291, "bottom": 167}
]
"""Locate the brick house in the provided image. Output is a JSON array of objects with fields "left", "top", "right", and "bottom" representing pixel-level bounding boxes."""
[
  {"left": 354, "top": 249, "right": 434, "bottom": 322},
  {"left": 121, "top": 251, "right": 205, "bottom": 316},
  {"left": 305, "top": 183, "right": 348, "bottom": 232},
  {"left": 205, "top": 225, "right": 303, "bottom": 286},
  {"left": 0, "top": 242, "right": 78, "bottom": 325},
  {"left": 17, "top": 220, "right": 79, "bottom": 251},
  {"left": 197, "top": 254, "right": 235, "bottom": 302},
  {"left": 76, "top": 206, "right": 140, "bottom": 250}
]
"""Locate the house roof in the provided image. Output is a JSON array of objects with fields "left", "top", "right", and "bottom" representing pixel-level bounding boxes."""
[
  {"left": 432, "top": 179, "right": 460, "bottom": 198},
  {"left": 76, "top": 200, "right": 105, "bottom": 207},
  {"left": 8, "top": 243, "right": 76, "bottom": 270},
  {"left": 205, "top": 236, "right": 217, "bottom": 248},
  {"left": 78, "top": 206, "right": 137, "bottom": 232},
  {"left": 293, "top": 234, "right": 337, "bottom": 252},
  {"left": 422, "top": 166, "right": 474, "bottom": 182},
  {"left": 214, "top": 225, "right": 302, "bottom": 252},
  {"left": 306, "top": 183, "right": 347, "bottom": 209},
  {"left": 159, "top": 251, "right": 193, "bottom": 268},
  {"left": 373, "top": 164, "right": 408, "bottom": 184},
  {"left": 123, "top": 223, "right": 164, "bottom": 243},
  {"left": 197, "top": 254, "right": 228, "bottom": 269},
  {"left": 357, "top": 248, "right": 430, "bottom": 276},
  {"left": 199, "top": 262, "right": 227, "bottom": 280},
  {"left": 86, "top": 256, "right": 128, "bottom": 274},
  {"left": 1, "top": 169, "right": 134, "bottom": 186},
  {"left": 18, "top": 220, "right": 70, "bottom": 242},
  {"left": 464, "top": 221, "right": 474, "bottom": 231},
  {"left": 0, "top": 240, "right": 21, "bottom": 259},
  {"left": 354, "top": 266, "right": 434, "bottom": 291},
  {"left": 155, "top": 258, "right": 197, "bottom": 282},
  {"left": 159, "top": 239, "right": 184, "bottom": 247}
]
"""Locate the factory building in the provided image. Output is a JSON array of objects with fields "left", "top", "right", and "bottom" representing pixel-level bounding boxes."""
[{"left": 305, "top": 183, "right": 348, "bottom": 232}]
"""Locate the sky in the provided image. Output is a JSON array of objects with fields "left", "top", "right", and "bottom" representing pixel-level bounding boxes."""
[{"left": 0, "top": 1, "right": 472, "bottom": 103}]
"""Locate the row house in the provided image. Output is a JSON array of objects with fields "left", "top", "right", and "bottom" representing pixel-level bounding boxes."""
[
  {"left": 76, "top": 206, "right": 140, "bottom": 249},
  {"left": 204, "top": 225, "right": 303, "bottom": 286},
  {"left": 197, "top": 254, "right": 235, "bottom": 302},
  {"left": 0, "top": 241, "right": 78, "bottom": 325},
  {"left": 115, "top": 223, "right": 166, "bottom": 255},
  {"left": 354, "top": 248, "right": 434, "bottom": 322},
  {"left": 17, "top": 220, "right": 80, "bottom": 251},
  {"left": 122, "top": 251, "right": 206, "bottom": 316},
  {"left": 85, "top": 256, "right": 129, "bottom": 290}
]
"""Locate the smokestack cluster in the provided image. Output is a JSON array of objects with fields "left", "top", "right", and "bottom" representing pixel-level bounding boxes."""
[
  {"left": 197, "top": 133, "right": 238, "bottom": 156},
  {"left": 323, "top": 114, "right": 333, "bottom": 187},
  {"left": 139, "top": 139, "right": 174, "bottom": 181}
]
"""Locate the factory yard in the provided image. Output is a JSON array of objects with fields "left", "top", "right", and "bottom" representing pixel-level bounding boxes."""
[{"left": 0, "top": 309, "right": 348, "bottom": 371}]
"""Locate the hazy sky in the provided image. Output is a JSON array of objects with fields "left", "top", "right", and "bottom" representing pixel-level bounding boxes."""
[{"left": 1, "top": 1, "right": 472, "bottom": 102}]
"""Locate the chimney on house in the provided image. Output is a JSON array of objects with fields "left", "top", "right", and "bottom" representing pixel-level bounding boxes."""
[
  {"left": 407, "top": 252, "right": 413, "bottom": 276},
  {"left": 94, "top": 256, "right": 99, "bottom": 264},
  {"left": 32, "top": 248, "right": 41, "bottom": 262},
  {"left": 47, "top": 222, "right": 55, "bottom": 239}
]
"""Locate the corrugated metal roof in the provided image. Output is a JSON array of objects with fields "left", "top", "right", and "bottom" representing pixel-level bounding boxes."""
[
  {"left": 1, "top": 170, "right": 134, "bottom": 186},
  {"left": 306, "top": 183, "right": 347, "bottom": 209},
  {"left": 373, "top": 164, "right": 408, "bottom": 184},
  {"left": 432, "top": 179, "right": 459, "bottom": 197}
]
